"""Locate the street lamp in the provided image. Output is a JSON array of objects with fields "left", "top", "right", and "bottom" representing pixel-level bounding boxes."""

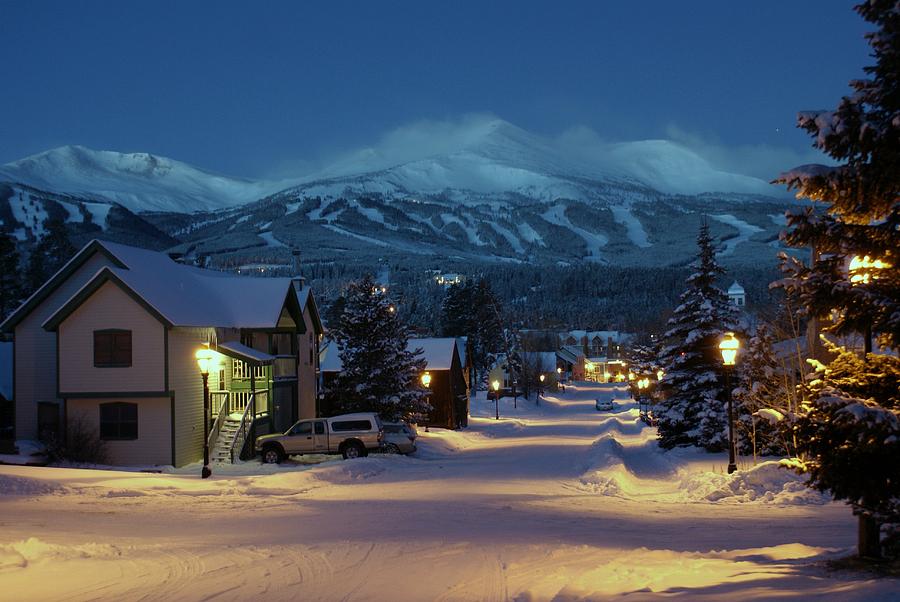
[
  {"left": 848, "top": 254, "right": 891, "bottom": 355},
  {"left": 195, "top": 346, "right": 214, "bottom": 479},
  {"left": 719, "top": 332, "right": 740, "bottom": 474},
  {"left": 421, "top": 371, "right": 432, "bottom": 432},
  {"left": 492, "top": 379, "right": 501, "bottom": 420},
  {"left": 657, "top": 369, "right": 664, "bottom": 381}
]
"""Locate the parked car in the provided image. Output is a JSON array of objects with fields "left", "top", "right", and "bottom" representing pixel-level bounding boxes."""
[
  {"left": 595, "top": 399, "right": 615, "bottom": 411},
  {"left": 256, "top": 413, "right": 384, "bottom": 463},
  {"left": 381, "top": 422, "right": 417, "bottom": 454}
]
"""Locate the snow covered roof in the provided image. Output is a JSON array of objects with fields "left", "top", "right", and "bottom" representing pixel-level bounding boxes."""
[
  {"left": 320, "top": 337, "right": 460, "bottom": 373},
  {"left": 216, "top": 341, "right": 275, "bottom": 365},
  {"left": 728, "top": 281, "right": 745, "bottom": 294},
  {"left": 40, "top": 240, "right": 310, "bottom": 331},
  {"left": 409, "top": 338, "right": 459, "bottom": 370}
]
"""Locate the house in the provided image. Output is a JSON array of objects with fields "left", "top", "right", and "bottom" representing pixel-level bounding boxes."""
[
  {"left": 728, "top": 281, "right": 746, "bottom": 307},
  {"left": 558, "top": 330, "right": 622, "bottom": 357},
  {"left": 319, "top": 337, "right": 468, "bottom": 429},
  {"left": 0, "top": 239, "right": 323, "bottom": 467}
]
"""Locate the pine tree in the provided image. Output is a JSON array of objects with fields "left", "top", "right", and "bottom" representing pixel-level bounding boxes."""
[
  {"left": 25, "top": 218, "right": 76, "bottom": 295},
  {"left": 0, "top": 233, "right": 22, "bottom": 320},
  {"left": 774, "top": 1, "right": 900, "bottom": 559},
  {"left": 439, "top": 278, "right": 506, "bottom": 389},
  {"left": 440, "top": 281, "right": 473, "bottom": 337},
  {"left": 469, "top": 278, "right": 505, "bottom": 388},
  {"left": 732, "top": 323, "right": 791, "bottom": 457},
  {"left": 657, "top": 222, "right": 739, "bottom": 451},
  {"left": 327, "top": 275, "right": 429, "bottom": 422}
]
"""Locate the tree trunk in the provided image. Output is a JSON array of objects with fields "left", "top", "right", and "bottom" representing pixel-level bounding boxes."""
[{"left": 858, "top": 513, "right": 881, "bottom": 559}]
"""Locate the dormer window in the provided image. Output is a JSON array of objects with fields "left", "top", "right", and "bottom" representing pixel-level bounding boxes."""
[{"left": 94, "top": 330, "right": 132, "bottom": 367}]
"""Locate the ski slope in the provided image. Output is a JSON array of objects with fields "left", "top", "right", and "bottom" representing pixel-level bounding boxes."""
[{"left": 0, "top": 384, "right": 892, "bottom": 601}]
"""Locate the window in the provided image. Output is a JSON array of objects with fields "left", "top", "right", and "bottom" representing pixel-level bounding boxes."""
[
  {"left": 331, "top": 420, "right": 372, "bottom": 432},
  {"left": 314, "top": 421, "right": 325, "bottom": 435},
  {"left": 99, "top": 402, "right": 138, "bottom": 440},
  {"left": 290, "top": 421, "right": 312, "bottom": 436},
  {"left": 308, "top": 333, "right": 314, "bottom": 365},
  {"left": 94, "top": 330, "right": 132, "bottom": 368}
]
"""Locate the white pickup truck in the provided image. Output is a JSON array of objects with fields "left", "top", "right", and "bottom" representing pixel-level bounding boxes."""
[{"left": 255, "top": 413, "right": 384, "bottom": 463}]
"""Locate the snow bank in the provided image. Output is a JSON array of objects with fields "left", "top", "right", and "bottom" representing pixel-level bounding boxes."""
[
  {"left": 0, "top": 538, "right": 120, "bottom": 570},
  {"left": 681, "top": 461, "right": 830, "bottom": 505},
  {"left": 0, "top": 474, "right": 65, "bottom": 496}
]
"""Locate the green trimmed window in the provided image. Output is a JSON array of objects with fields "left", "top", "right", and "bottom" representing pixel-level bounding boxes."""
[
  {"left": 99, "top": 402, "right": 138, "bottom": 440},
  {"left": 94, "top": 330, "right": 132, "bottom": 367}
]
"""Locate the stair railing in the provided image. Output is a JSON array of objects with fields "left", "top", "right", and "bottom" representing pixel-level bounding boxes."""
[
  {"left": 207, "top": 392, "right": 230, "bottom": 452},
  {"left": 228, "top": 390, "right": 267, "bottom": 463}
]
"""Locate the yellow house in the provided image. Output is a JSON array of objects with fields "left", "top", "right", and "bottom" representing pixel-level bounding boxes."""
[{"left": 1, "top": 240, "right": 323, "bottom": 467}]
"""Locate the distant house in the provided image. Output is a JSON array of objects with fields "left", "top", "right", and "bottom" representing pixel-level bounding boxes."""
[
  {"left": 0, "top": 239, "right": 323, "bottom": 467},
  {"left": 319, "top": 337, "right": 468, "bottom": 429},
  {"left": 558, "top": 330, "right": 623, "bottom": 357},
  {"left": 728, "top": 281, "right": 746, "bottom": 307}
]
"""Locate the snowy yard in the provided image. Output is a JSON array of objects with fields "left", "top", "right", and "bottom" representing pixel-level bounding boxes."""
[{"left": 1, "top": 383, "right": 896, "bottom": 600}]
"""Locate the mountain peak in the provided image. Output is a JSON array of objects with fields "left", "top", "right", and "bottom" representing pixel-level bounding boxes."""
[{"left": 0, "top": 145, "right": 281, "bottom": 213}]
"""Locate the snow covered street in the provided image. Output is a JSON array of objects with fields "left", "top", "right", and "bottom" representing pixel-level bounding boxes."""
[{"left": 1, "top": 384, "right": 896, "bottom": 600}]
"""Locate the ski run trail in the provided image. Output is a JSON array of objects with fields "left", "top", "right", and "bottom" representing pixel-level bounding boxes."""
[{"left": 1, "top": 383, "right": 897, "bottom": 601}]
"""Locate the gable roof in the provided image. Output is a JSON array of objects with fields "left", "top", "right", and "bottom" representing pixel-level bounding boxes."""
[
  {"left": 33, "top": 239, "right": 313, "bottom": 332},
  {"left": 0, "top": 239, "right": 127, "bottom": 333},
  {"left": 320, "top": 337, "right": 460, "bottom": 373}
]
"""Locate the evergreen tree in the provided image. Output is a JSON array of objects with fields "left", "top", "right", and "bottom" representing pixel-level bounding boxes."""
[
  {"left": 25, "top": 219, "right": 76, "bottom": 295},
  {"left": 657, "top": 223, "right": 739, "bottom": 451},
  {"left": 440, "top": 281, "right": 473, "bottom": 337},
  {"left": 439, "top": 278, "right": 506, "bottom": 389},
  {"left": 327, "top": 275, "right": 429, "bottom": 422},
  {"left": 774, "top": 1, "right": 900, "bottom": 559},
  {"left": 789, "top": 338, "right": 900, "bottom": 558},
  {"left": 732, "top": 323, "right": 791, "bottom": 457},
  {"left": 0, "top": 233, "right": 22, "bottom": 320},
  {"left": 469, "top": 278, "right": 505, "bottom": 388}
]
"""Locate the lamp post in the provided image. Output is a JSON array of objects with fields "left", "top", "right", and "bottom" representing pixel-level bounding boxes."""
[
  {"left": 492, "top": 379, "right": 500, "bottom": 420},
  {"left": 421, "top": 371, "right": 432, "bottom": 432},
  {"left": 195, "top": 346, "right": 213, "bottom": 479},
  {"left": 719, "top": 332, "right": 740, "bottom": 474}
]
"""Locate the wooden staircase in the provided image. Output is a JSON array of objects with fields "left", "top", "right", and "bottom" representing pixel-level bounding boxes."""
[{"left": 211, "top": 415, "right": 243, "bottom": 463}]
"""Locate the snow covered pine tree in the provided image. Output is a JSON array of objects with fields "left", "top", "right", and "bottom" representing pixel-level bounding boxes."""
[
  {"left": 732, "top": 323, "right": 792, "bottom": 457},
  {"left": 657, "top": 222, "right": 739, "bottom": 451},
  {"left": 775, "top": 0, "right": 900, "bottom": 559},
  {"left": 329, "top": 275, "right": 430, "bottom": 422}
]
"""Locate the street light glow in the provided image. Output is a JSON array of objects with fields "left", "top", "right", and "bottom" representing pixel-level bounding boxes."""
[
  {"left": 421, "top": 371, "right": 432, "bottom": 387},
  {"left": 719, "top": 332, "right": 739, "bottom": 367},
  {"left": 492, "top": 379, "right": 500, "bottom": 392},
  {"left": 195, "top": 346, "right": 213, "bottom": 375}
]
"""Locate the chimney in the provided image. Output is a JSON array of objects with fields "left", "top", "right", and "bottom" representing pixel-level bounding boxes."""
[{"left": 291, "top": 249, "right": 305, "bottom": 288}]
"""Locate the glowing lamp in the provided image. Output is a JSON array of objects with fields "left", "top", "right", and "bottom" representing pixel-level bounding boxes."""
[
  {"left": 492, "top": 379, "right": 500, "bottom": 392},
  {"left": 657, "top": 369, "right": 664, "bottom": 381},
  {"left": 195, "top": 346, "right": 213, "bottom": 376},
  {"left": 539, "top": 374, "right": 545, "bottom": 383},
  {"left": 556, "top": 367, "right": 562, "bottom": 374},
  {"left": 719, "top": 332, "right": 739, "bottom": 367},
  {"left": 421, "top": 371, "right": 432, "bottom": 387},
  {"left": 849, "top": 254, "right": 891, "bottom": 284}
]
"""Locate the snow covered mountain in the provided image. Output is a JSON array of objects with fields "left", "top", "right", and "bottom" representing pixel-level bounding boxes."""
[
  {"left": 0, "top": 145, "right": 288, "bottom": 214},
  {"left": 291, "top": 119, "right": 779, "bottom": 201},
  {"left": 0, "top": 120, "right": 796, "bottom": 268}
]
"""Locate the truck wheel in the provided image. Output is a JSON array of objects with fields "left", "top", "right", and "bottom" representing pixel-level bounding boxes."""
[
  {"left": 382, "top": 442, "right": 401, "bottom": 455},
  {"left": 262, "top": 445, "right": 284, "bottom": 464},
  {"left": 342, "top": 441, "right": 365, "bottom": 460}
]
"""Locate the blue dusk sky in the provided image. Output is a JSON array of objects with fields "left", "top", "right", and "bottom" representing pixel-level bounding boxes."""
[{"left": 0, "top": 1, "right": 872, "bottom": 180}]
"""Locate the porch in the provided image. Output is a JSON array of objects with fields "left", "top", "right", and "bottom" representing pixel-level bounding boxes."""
[{"left": 204, "top": 341, "right": 298, "bottom": 463}]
